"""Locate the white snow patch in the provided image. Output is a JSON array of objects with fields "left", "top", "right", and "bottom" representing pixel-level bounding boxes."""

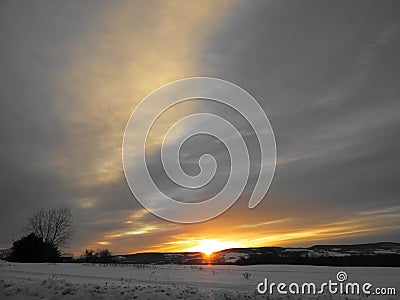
[{"left": 0, "top": 261, "right": 398, "bottom": 299}]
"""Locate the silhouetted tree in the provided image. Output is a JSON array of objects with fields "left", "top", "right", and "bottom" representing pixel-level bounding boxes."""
[
  {"left": 98, "top": 248, "right": 111, "bottom": 258},
  {"left": 82, "top": 249, "right": 95, "bottom": 262},
  {"left": 98, "top": 248, "right": 112, "bottom": 262},
  {"left": 25, "top": 208, "right": 73, "bottom": 248},
  {"left": 80, "top": 248, "right": 112, "bottom": 263},
  {"left": 9, "top": 233, "right": 59, "bottom": 262}
]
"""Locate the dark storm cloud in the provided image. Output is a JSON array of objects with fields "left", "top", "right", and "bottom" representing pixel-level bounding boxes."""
[{"left": 200, "top": 0, "right": 400, "bottom": 239}]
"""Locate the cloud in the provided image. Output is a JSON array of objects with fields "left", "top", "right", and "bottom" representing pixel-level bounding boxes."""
[
  {"left": 319, "top": 21, "right": 400, "bottom": 106},
  {"left": 1, "top": 0, "right": 399, "bottom": 253},
  {"left": 196, "top": 0, "right": 400, "bottom": 242},
  {"left": 0, "top": 0, "right": 238, "bottom": 252}
]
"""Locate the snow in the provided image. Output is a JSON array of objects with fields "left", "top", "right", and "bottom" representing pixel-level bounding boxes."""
[
  {"left": 0, "top": 260, "right": 399, "bottom": 299},
  {"left": 214, "top": 252, "right": 249, "bottom": 263},
  {"left": 374, "top": 250, "right": 398, "bottom": 255}
]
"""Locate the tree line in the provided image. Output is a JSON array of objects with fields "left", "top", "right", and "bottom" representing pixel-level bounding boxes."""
[
  {"left": 6, "top": 208, "right": 112, "bottom": 263},
  {"left": 8, "top": 208, "right": 73, "bottom": 262}
]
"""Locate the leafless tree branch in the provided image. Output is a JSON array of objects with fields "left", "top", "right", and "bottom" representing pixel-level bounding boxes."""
[{"left": 25, "top": 208, "right": 73, "bottom": 248}]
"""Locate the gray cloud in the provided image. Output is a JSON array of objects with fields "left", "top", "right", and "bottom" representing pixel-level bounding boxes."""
[
  {"left": 198, "top": 0, "right": 400, "bottom": 239},
  {"left": 1, "top": 0, "right": 399, "bottom": 252}
]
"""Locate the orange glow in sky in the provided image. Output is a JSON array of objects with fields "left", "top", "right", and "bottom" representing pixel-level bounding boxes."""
[{"left": 187, "top": 239, "right": 239, "bottom": 256}]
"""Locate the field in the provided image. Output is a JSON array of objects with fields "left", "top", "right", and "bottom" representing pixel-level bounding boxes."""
[{"left": 0, "top": 261, "right": 399, "bottom": 299}]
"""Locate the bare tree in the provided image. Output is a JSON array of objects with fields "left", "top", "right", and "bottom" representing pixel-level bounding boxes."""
[
  {"left": 26, "top": 208, "right": 73, "bottom": 248},
  {"left": 98, "top": 248, "right": 111, "bottom": 259}
]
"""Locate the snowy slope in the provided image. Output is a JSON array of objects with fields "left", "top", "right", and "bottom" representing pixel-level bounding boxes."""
[{"left": 0, "top": 261, "right": 399, "bottom": 299}]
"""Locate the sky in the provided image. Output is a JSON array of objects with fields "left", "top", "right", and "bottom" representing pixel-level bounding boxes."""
[{"left": 1, "top": 0, "right": 399, "bottom": 255}]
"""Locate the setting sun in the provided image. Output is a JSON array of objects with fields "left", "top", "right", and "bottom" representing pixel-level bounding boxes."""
[{"left": 187, "top": 240, "right": 239, "bottom": 256}]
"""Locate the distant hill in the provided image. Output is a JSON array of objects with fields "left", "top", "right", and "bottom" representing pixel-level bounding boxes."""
[{"left": 108, "top": 242, "right": 400, "bottom": 267}]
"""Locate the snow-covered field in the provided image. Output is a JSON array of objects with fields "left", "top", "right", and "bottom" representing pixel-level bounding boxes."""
[{"left": 0, "top": 260, "right": 399, "bottom": 299}]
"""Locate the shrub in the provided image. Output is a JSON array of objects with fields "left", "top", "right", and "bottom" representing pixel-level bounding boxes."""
[{"left": 9, "top": 233, "right": 59, "bottom": 262}]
